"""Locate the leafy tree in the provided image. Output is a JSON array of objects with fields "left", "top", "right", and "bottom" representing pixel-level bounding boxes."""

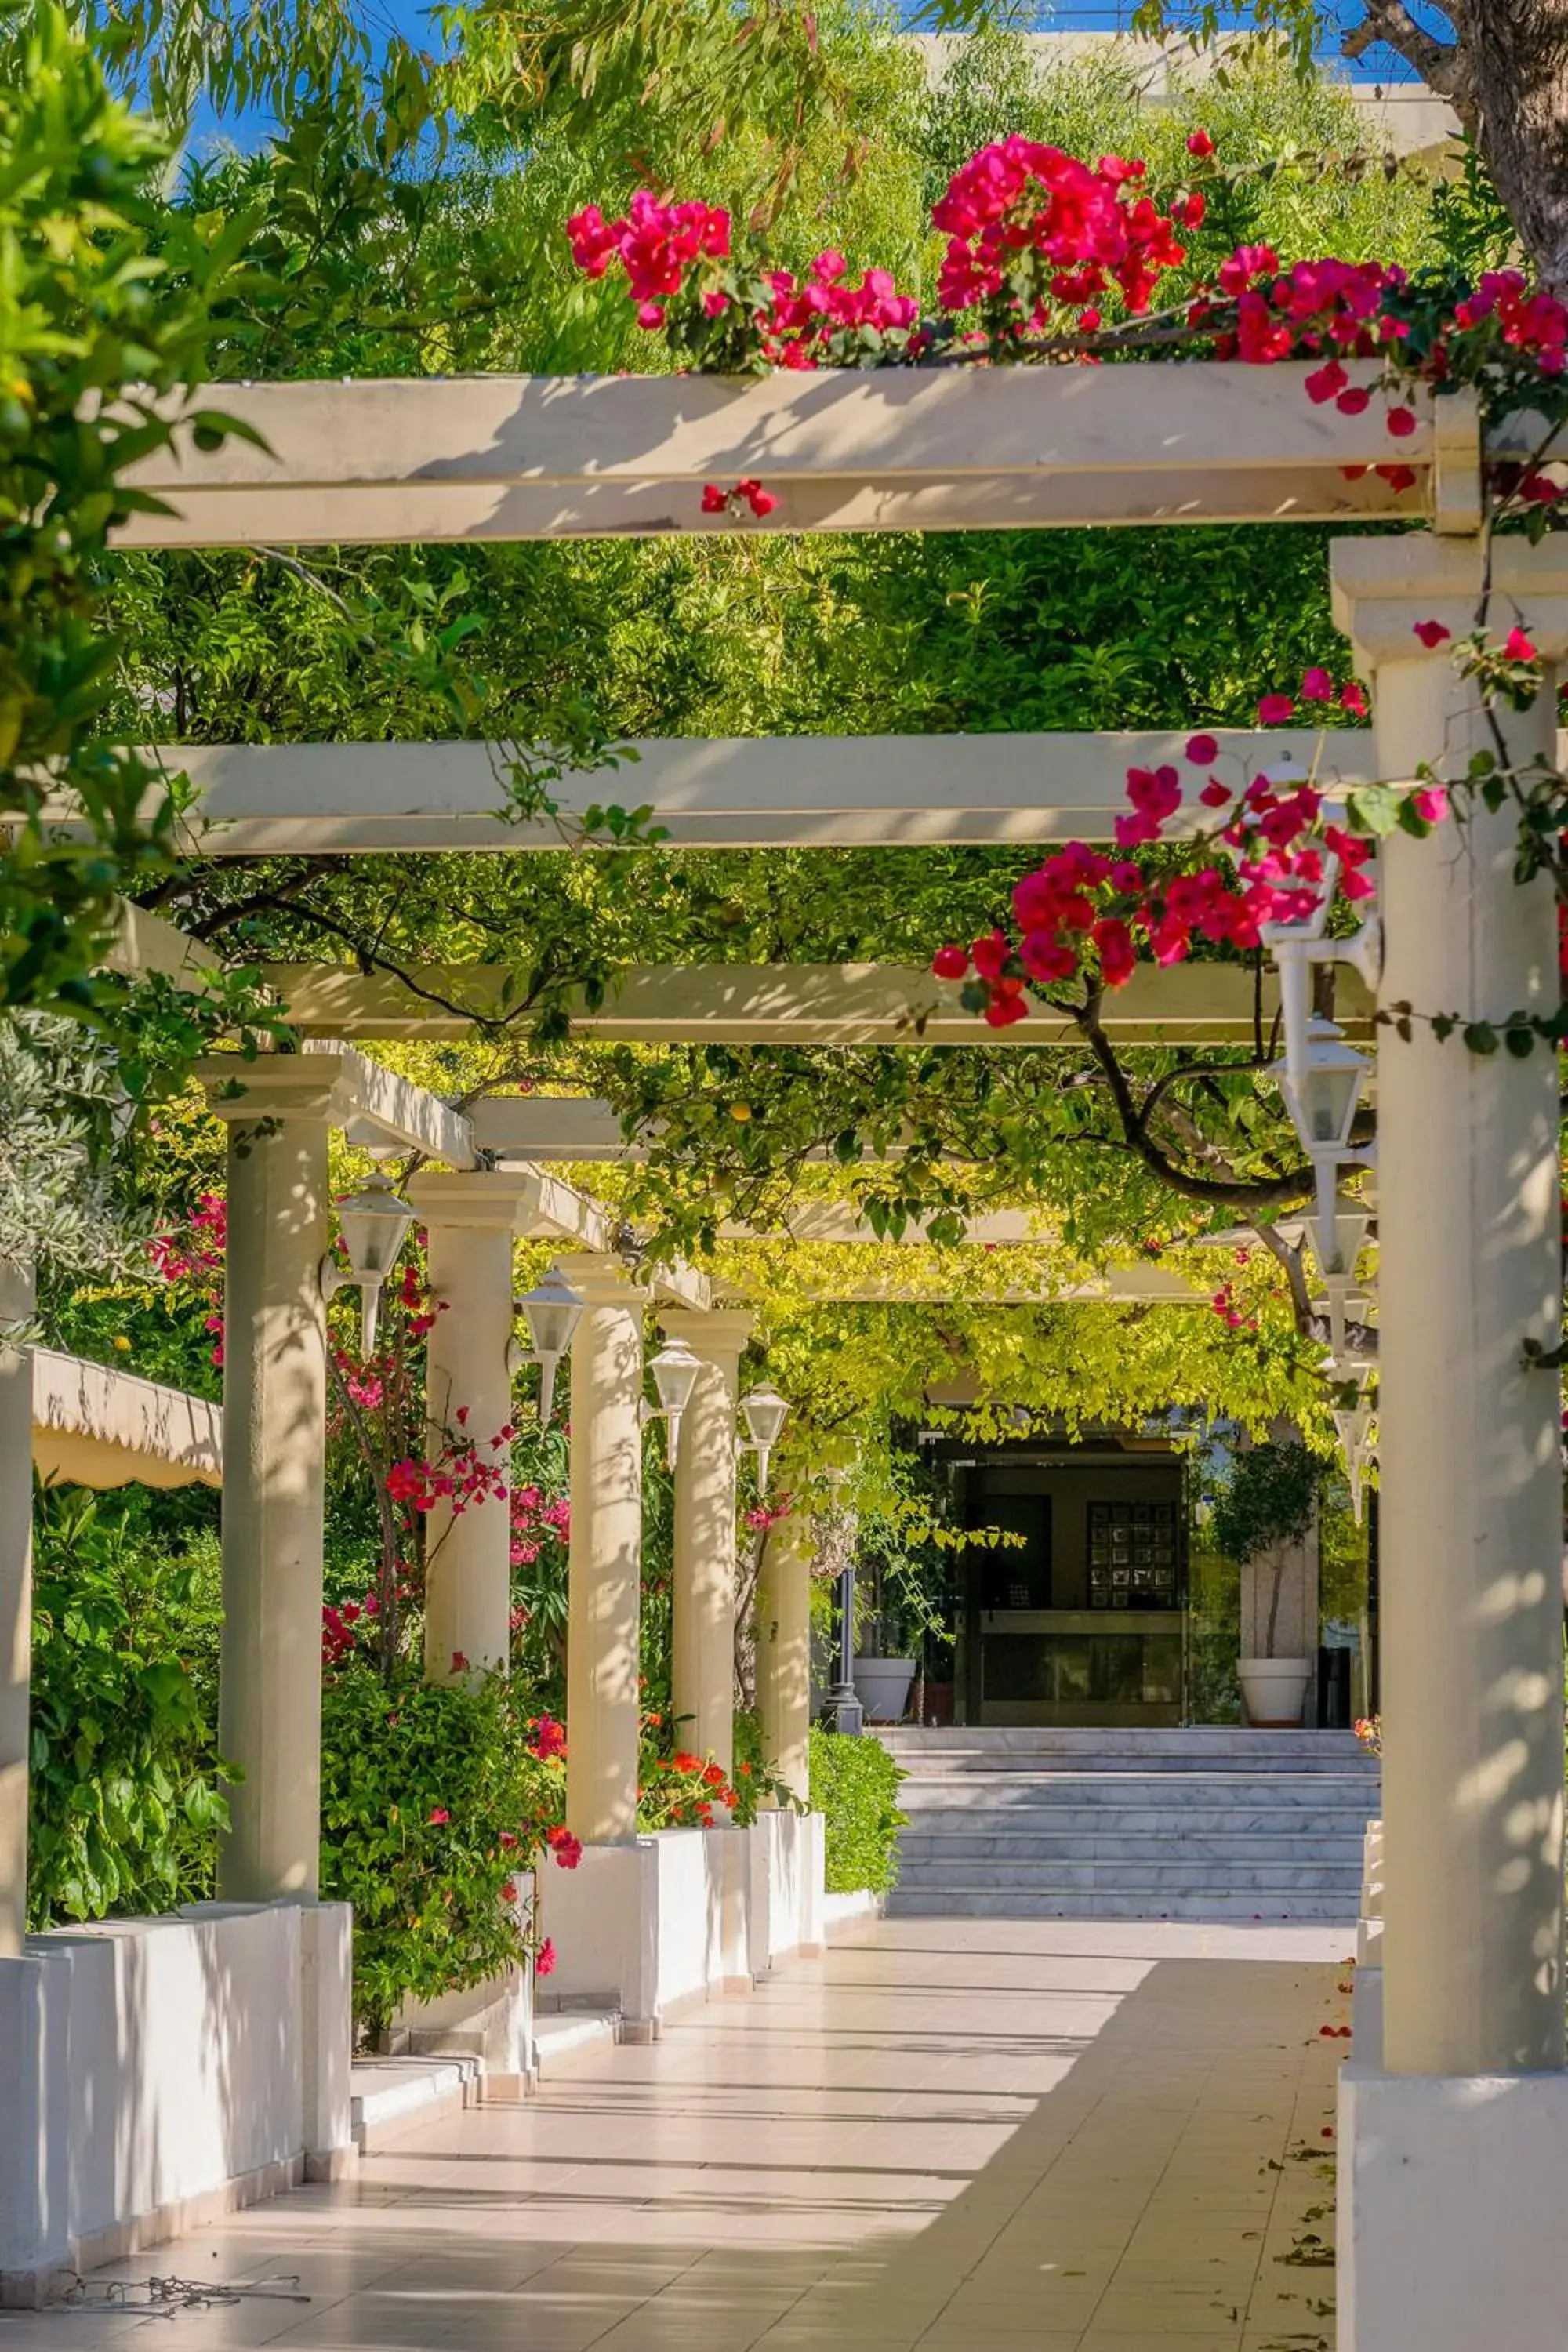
[
  {"left": 0, "top": 2, "right": 258, "bottom": 1018},
  {"left": 1121, "top": 2, "right": 1568, "bottom": 294}
]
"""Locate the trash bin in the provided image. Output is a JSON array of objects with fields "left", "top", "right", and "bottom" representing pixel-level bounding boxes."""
[{"left": 1316, "top": 1644, "right": 1352, "bottom": 1729}]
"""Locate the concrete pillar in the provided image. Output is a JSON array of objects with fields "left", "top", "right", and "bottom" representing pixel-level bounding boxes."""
[
  {"left": 561, "top": 1254, "right": 648, "bottom": 1845},
  {"left": 755, "top": 1507, "right": 813, "bottom": 1806},
  {"left": 207, "top": 1073, "right": 336, "bottom": 1903},
  {"left": 661, "top": 1308, "right": 753, "bottom": 1777},
  {"left": 407, "top": 1178, "right": 521, "bottom": 1684},
  {"left": 1332, "top": 537, "right": 1568, "bottom": 2075},
  {"left": 0, "top": 1258, "right": 34, "bottom": 1959}
]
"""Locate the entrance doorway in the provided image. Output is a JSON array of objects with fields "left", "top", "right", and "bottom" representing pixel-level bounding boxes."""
[{"left": 950, "top": 1440, "right": 1187, "bottom": 1727}]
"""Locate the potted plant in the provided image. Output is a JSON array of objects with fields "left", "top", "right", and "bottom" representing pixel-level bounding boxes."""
[{"left": 1212, "top": 1438, "right": 1323, "bottom": 1729}]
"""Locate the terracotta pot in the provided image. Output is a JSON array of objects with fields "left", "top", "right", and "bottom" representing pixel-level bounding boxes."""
[{"left": 1237, "top": 1657, "right": 1312, "bottom": 1727}]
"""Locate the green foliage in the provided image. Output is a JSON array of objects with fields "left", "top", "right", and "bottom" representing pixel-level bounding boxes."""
[
  {"left": 808, "top": 1724, "right": 907, "bottom": 1894},
  {"left": 0, "top": 2, "right": 259, "bottom": 1020},
  {"left": 27, "top": 1486, "right": 234, "bottom": 1926},
  {"left": 318, "top": 1657, "right": 562, "bottom": 2039},
  {"left": 1210, "top": 1438, "right": 1322, "bottom": 1566}
]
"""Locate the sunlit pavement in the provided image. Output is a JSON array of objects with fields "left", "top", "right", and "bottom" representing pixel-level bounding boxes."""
[{"left": 2, "top": 1917, "right": 1352, "bottom": 2352}]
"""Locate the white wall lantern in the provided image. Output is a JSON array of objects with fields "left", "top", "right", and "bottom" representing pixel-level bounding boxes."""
[
  {"left": 319, "top": 1176, "right": 415, "bottom": 1356},
  {"left": 739, "top": 1381, "right": 790, "bottom": 1496},
  {"left": 508, "top": 1265, "right": 586, "bottom": 1429},
  {"left": 1303, "top": 1196, "right": 1370, "bottom": 1282},
  {"left": 644, "top": 1333, "right": 702, "bottom": 1468}
]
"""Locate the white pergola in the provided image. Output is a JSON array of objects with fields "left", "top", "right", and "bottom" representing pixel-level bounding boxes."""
[{"left": 3, "top": 358, "right": 1562, "bottom": 2341}]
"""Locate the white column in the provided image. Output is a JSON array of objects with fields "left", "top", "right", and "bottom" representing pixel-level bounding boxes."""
[
  {"left": 0, "top": 1258, "right": 34, "bottom": 1958},
  {"left": 407, "top": 1176, "right": 524, "bottom": 1685},
  {"left": 1333, "top": 536, "right": 1568, "bottom": 2075},
  {"left": 561, "top": 1254, "right": 648, "bottom": 1845},
  {"left": 206, "top": 1069, "right": 337, "bottom": 1903},
  {"left": 755, "top": 1506, "right": 813, "bottom": 1807},
  {"left": 662, "top": 1308, "right": 753, "bottom": 1778}
]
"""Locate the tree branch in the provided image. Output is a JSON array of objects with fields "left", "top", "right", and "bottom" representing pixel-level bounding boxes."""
[
  {"left": 1341, "top": 2, "right": 1471, "bottom": 109},
  {"left": 1071, "top": 985, "right": 1315, "bottom": 1213}
]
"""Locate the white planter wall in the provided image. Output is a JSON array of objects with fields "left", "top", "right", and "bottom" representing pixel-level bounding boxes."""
[
  {"left": 0, "top": 1900, "right": 352, "bottom": 2300},
  {"left": 543, "top": 1813, "right": 826, "bottom": 2030}
]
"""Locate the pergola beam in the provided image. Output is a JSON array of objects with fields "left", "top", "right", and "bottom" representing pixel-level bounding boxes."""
[
  {"left": 270, "top": 958, "right": 1373, "bottom": 1044},
  {"left": 113, "top": 729, "right": 1377, "bottom": 853},
  {"left": 115, "top": 364, "right": 1434, "bottom": 548}
]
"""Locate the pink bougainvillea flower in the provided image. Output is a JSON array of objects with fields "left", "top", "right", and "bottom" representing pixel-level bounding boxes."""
[
  {"left": 971, "top": 930, "right": 1009, "bottom": 981},
  {"left": 1340, "top": 681, "right": 1369, "bottom": 717},
  {"left": 1300, "top": 666, "right": 1334, "bottom": 702},
  {"left": 499, "top": 1830, "right": 518, "bottom": 1850},
  {"left": 1411, "top": 786, "right": 1449, "bottom": 824},
  {"left": 428, "top": 1806, "right": 450, "bottom": 1825},
  {"left": 1185, "top": 733, "right": 1218, "bottom": 764},
  {"left": 1092, "top": 916, "right": 1136, "bottom": 989},
  {"left": 1505, "top": 626, "right": 1540, "bottom": 661},
  {"left": 529, "top": 1714, "right": 568, "bottom": 1761},
  {"left": 535, "top": 1938, "right": 557, "bottom": 1979},
  {"left": 700, "top": 484, "right": 728, "bottom": 514},
  {"left": 499, "top": 1878, "right": 518, "bottom": 1904},
  {"left": 1257, "top": 693, "right": 1295, "bottom": 726},
  {"left": 1385, "top": 405, "right": 1417, "bottom": 437},
  {"left": 1412, "top": 619, "right": 1451, "bottom": 648},
  {"left": 547, "top": 1826, "right": 584, "bottom": 1870},
  {"left": 1335, "top": 386, "right": 1371, "bottom": 416},
  {"left": 1375, "top": 463, "right": 1417, "bottom": 493},
  {"left": 932, "top": 944, "right": 970, "bottom": 979},
  {"left": 1186, "top": 127, "right": 1215, "bottom": 158},
  {"left": 1305, "top": 360, "right": 1347, "bottom": 405},
  {"left": 1200, "top": 780, "right": 1232, "bottom": 807}
]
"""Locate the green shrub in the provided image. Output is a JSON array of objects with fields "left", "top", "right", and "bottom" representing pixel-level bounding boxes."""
[
  {"left": 27, "top": 1489, "right": 233, "bottom": 1926},
  {"left": 318, "top": 1660, "right": 567, "bottom": 2043},
  {"left": 809, "top": 1726, "right": 908, "bottom": 1895}
]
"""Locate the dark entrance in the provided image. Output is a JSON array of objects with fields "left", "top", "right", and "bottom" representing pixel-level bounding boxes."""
[{"left": 949, "top": 1439, "right": 1187, "bottom": 1727}]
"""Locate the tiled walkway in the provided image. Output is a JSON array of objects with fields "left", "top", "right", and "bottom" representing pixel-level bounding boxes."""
[{"left": 2, "top": 1918, "right": 1352, "bottom": 2352}]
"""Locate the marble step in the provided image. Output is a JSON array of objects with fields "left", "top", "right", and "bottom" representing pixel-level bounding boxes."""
[
  {"left": 899, "top": 1830, "right": 1364, "bottom": 1863},
  {"left": 898, "top": 1780, "right": 1377, "bottom": 1814},
  {"left": 895, "top": 1858, "right": 1361, "bottom": 1892},
  {"left": 887, "top": 1889, "right": 1360, "bottom": 1922}
]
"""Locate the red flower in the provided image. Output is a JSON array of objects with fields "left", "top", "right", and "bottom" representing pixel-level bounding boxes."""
[
  {"left": 1200, "top": 780, "right": 1232, "bottom": 808},
  {"left": 1300, "top": 666, "right": 1334, "bottom": 702},
  {"left": 1340, "top": 681, "right": 1369, "bottom": 717},
  {"left": 1257, "top": 693, "right": 1294, "bottom": 726},
  {"left": 499, "top": 1830, "right": 518, "bottom": 1850},
  {"left": 702, "top": 1762, "right": 727, "bottom": 1788},
  {"left": 1385, "top": 405, "right": 1417, "bottom": 437},
  {"left": 428, "top": 1806, "right": 450, "bottom": 1825},
  {"left": 535, "top": 1938, "right": 557, "bottom": 1979},
  {"left": 1412, "top": 619, "right": 1450, "bottom": 648},
  {"left": 1505, "top": 626, "right": 1540, "bottom": 662},
  {"left": 1185, "top": 127, "right": 1215, "bottom": 158},
  {"left": 1185, "top": 733, "right": 1218, "bottom": 764},
  {"left": 932, "top": 944, "right": 969, "bottom": 979},
  {"left": 547, "top": 1827, "right": 583, "bottom": 1870},
  {"left": 700, "top": 484, "right": 729, "bottom": 514},
  {"left": 971, "top": 931, "right": 1008, "bottom": 981},
  {"left": 529, "top": 1715, "right": 568, "bottom": 1761},
  {"left": 500, "top": 1879, "right": 518, "bottom": 1905}
]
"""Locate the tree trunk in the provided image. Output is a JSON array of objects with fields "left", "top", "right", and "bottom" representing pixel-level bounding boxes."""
[{"left": 1461, "top": 3, "right": 1568, "bottom": 293}]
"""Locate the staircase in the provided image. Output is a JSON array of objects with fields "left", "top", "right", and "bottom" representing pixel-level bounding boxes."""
[{"left": 881, "top": 1727, "right": 1378, "bottom": 1922}]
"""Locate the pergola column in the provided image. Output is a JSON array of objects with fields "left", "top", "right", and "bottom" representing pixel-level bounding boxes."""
[
  {"left": 0, "top": 1258, "right": 34, "bottom": 1958},
  {"left": 661, "top": 1308, "right": 753, "bottom": 1779},
  {"left": 755, "top": 1506, "right": 813, "bottom": 1807},
  {"left": 561, "top": 1254, "right": 648, "bottom": 1845},
  {"left": 406, "top": 1175, "right": 528, "bottom": 1684},
  {"left": 204, "top": 1063, "right": 348, "bottom": 1902},
  {"left": 1331, "top": 536, "right": 1568, "bottom": 2075}
]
